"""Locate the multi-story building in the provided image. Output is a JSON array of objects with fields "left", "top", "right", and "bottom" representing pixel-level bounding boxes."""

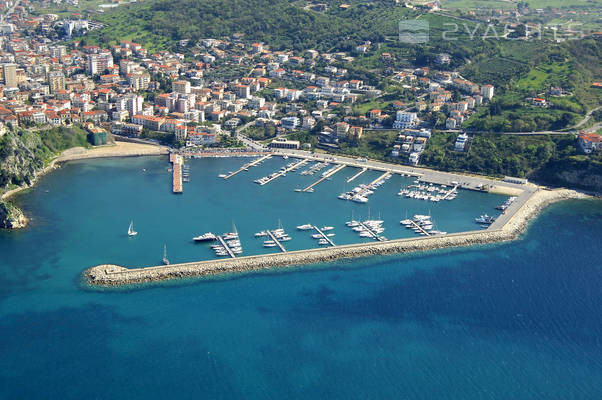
[
  {"left": 86, "top": 52, "right": 114, "bottom": 75},
  {"left": 481, "top": 84, "right": 494, "bottom": 100},
  {"left": 393, "top": 111, "right": 418, "bottom": 129},
  {"left": 48, "top": 71, "right": 65, "bottom": 93},
  {"left": 3, "top": 63, "right": 18, "bottom": 88},
  {"left": 172, "top": 80, "right": 191, "bottom": 94},
  {"left": 116, "top": 94, "right": 143, "bottom": 117}
]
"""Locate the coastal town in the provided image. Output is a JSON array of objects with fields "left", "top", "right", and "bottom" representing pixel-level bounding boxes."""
[{"left": 0, "top": 0, "right": 497, "bottom": 165}]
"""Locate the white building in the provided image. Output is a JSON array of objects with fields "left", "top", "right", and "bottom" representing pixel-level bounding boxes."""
[
  {"left": 454, "top": 133, "right": 468, "bottom": 151},
  {"left": 481, "top": 84, "right": 494, "bottom": 100},
  {"left": 393, "top": 112, "right": 418, "bottom": 129}
]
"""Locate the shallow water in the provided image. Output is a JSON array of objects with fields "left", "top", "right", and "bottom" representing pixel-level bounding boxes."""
[{"left": 0, "top": 156, "right": 600, "bottom": 399}]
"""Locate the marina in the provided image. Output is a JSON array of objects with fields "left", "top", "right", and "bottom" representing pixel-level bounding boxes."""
[{"left": 44, "top": 153, "right": 556, "bottom": 271}]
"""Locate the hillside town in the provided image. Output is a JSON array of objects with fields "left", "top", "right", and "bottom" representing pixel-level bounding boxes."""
[{"left": 0, "top": 0, "right": 600, "bottom": 167}]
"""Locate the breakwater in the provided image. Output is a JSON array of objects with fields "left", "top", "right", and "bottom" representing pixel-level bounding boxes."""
[{"left": 84, "top": 188, "right": 588, "bottom": 287}]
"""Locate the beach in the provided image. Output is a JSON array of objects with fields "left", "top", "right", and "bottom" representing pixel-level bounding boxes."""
[{"left": 1, "top": 141, "right": 168, "bottom": 202}]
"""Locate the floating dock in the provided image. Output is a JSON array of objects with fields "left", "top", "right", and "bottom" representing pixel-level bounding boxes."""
[
  {"left": 313, "top": 226, "right": 335, "bottom": 246},
  {"left": 216, "top": 235, "right": 236, "bottom": 258},
  {"left": 266, "top": 230, "right": 287, "bottom": 252},
  {"left": 347, "top": 167, "right": 368, "bottom": 183},
  {"left": 260, "top": 159, "right": 308, "bottom": 186},
  {"left": 170, "top": 154, "right": 183, "bottom": 194},
  {"left": 224, "top": 154, "right": 272, "bottom": 179},
  {"left": 303, "top": 164, "right": 346, "bottom": 192}
]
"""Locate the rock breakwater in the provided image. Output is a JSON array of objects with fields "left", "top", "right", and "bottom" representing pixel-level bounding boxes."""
[{"left": 84, "top": 189, "right": 588, "bottom": 287}]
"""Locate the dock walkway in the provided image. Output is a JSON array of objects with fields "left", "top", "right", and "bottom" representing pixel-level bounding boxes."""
[
  {"left": 313, "top": 226, "right": 335, "bottom": 246},
  {"left": 368, "top": 171, "right": 391, "bottom": 187},
  {"left": 216, "top": 235, "right": 236, "bottom": 258},
  {"left": 407, "top": 220, "right": 431, "bottom": 236},
  {"left": 441, "top": 184, "right": 459, "bottom": 200},
  {"left": 347, "top": 167, "right": 368, "bottom": 183},
  {"left": 303, "top": 164, "right": 346, "bottom": 192},
  {"left": 266, "top": 230, "right": 287, "bottom": 252},
  {"left": 224, "top": 154, "right": 271, "bottom": 179},
  {"left": 260, "top": 159, "right": 308, "bottom": 186},
  {"left": 357, "top": 222, "right": 381, "bottom": 240}
]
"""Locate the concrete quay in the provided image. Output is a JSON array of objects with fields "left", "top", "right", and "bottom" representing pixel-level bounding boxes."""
[{"left": 84, "top": 189, "right": 588, "bottom": 287}]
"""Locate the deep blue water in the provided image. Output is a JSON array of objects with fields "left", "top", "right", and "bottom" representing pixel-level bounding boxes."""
[{"left": 0, "top": 156, "right": 600, "bottom": 399}]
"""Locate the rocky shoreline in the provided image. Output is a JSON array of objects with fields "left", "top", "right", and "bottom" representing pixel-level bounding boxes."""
[{"left": 84, "top": 188, "right": 589, "bottom": 287}]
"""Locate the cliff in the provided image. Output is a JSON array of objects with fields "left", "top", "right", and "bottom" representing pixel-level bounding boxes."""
[
  {"left": 0, "top": 130, "right": 44, "bottom": 189},
  {"left": 0, "top": 201, "right": 27, "bottom": 229}
]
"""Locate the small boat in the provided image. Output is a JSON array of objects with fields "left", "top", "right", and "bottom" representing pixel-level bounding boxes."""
[
  {"left": 320, "top": 226, "right": 334, "bottom": 231},
  {"left": 311, "top": 234, "right": 322, "bottom": 239},
  {"left": 254, "top": 231, "right": 268, "bottom": 237},
  {"left": 279, "top": 236, "right": 292, "bottom": 242},
  {"left": 128, "top": 221, "right": 138, "bottom": 237},
  {"left": 296, "top": 224, "right": 313, "bottom": 230},
  {"left": 162, "top": 245, "right": 170, "bottom": 265},
  {"left": 318, "top": 239, "right": 329, "bottom": 245},
  {"left": 218, "top": 173, "right": 227, "bottom": 178},
  {"left": 306, "top": 188, "right": 314, "bottom": 193},
  {"left": 475, "top": 214, "right": 495, "bottom": 224},
  {"left": 193, "top": 232, "right": 216, "bottom": 242},
  {"left": 326, "top": 233, "right": 335, "bottom": 237},
  {"left": 263, "top": 241, "right": 277, "bottom": 247},
  {"left": 294, "top": 188, "right": 302, "bottom": 192}
]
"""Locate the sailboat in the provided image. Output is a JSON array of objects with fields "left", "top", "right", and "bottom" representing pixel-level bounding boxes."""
[
  {"left": 128, "top": 220, "right": 138, "bottom": 237},
  {"left": 162, "top": 245, "right": 170, "bottom": 265}
]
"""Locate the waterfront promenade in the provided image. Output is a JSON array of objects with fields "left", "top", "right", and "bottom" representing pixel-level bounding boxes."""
[{"left": 85, "top": 189, "right": 587, "bottom": 287}]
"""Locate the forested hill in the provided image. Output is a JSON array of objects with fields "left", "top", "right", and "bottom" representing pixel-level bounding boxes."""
[{"left": 86, "top": 0, "right": 413, "bottom": 52}]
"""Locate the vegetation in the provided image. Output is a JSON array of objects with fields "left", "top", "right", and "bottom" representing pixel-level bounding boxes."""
[
  {"left": 421, "top": 131, "right": 602, "bottom": 189},
  {"left": 0, "top": 126, "right": 90, "bottom": 190}
]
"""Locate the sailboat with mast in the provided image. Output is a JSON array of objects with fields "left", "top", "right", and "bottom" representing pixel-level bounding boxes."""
[
  {"left": 128, "top": 220, "right": 138, "bottom": 237},
  {"left": 162, "top": 245, "right": 170, "bottom": 265}
]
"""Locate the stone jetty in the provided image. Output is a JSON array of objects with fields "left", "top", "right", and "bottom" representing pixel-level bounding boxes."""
[{"left": 84, "top": 189, "right": 588, "bottom": 287}]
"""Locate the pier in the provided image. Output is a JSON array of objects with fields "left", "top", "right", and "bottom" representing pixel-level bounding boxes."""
[
  {"left": 313, "top": 226, "right": 335, "bottom": 246},
  {"left": 260, "top": 159, "right": 308, "bottom": 186},
  {"left": 441, "top": 184, "right": 459, "bottom": 200},
  {"left": 303, "top": 164, "right": 346, "bottom": 192},
  {"left": 266, "top": 230, "right": 287, "bottom": 252},
  {"left": 170, "top": 154, "right": 183, "bottom": 193},
  {"left": 357, "top": 221, "right": 382, "bottom": 240},
  {"left": 216, "top": 235, "right": 236, "bottom": 258},
  {"left": 407, "top": 220, "right": 431, "bottom": 236},
  {"left": 368, "top": 171, "right": 391, "bottom": 187},
  {"left": 346, "top": 167, "right": 368, "bottom": 183},
  {"left": 223, "top": 154, "right": 272, "bottom": 179}
]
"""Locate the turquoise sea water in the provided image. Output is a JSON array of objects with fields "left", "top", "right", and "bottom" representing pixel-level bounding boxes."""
[{"left": 0, "top": 156, "right": 600, "bottom": 399}]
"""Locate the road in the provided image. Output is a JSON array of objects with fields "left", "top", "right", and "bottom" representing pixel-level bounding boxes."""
[
  {"left": 235, "top": 121, "right": 267, "bottom": 150},
  {"left": 1, "top": 0, "right": 20, "bottom": 23}
]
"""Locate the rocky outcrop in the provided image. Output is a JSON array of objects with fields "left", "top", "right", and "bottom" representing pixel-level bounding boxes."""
[
  {"left": 84, "top": 189, "right": 590, "bottom": 287},
  {"left": 0, "top": 131, "right": 44, "bottom": 190},
  {"left": 0, "top": 201, "right": 27, "bottom": 229}
]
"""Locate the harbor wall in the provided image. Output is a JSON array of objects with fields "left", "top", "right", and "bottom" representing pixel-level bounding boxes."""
[{"left": 84, "top": 189, "right": 588, "bottom": 287}]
